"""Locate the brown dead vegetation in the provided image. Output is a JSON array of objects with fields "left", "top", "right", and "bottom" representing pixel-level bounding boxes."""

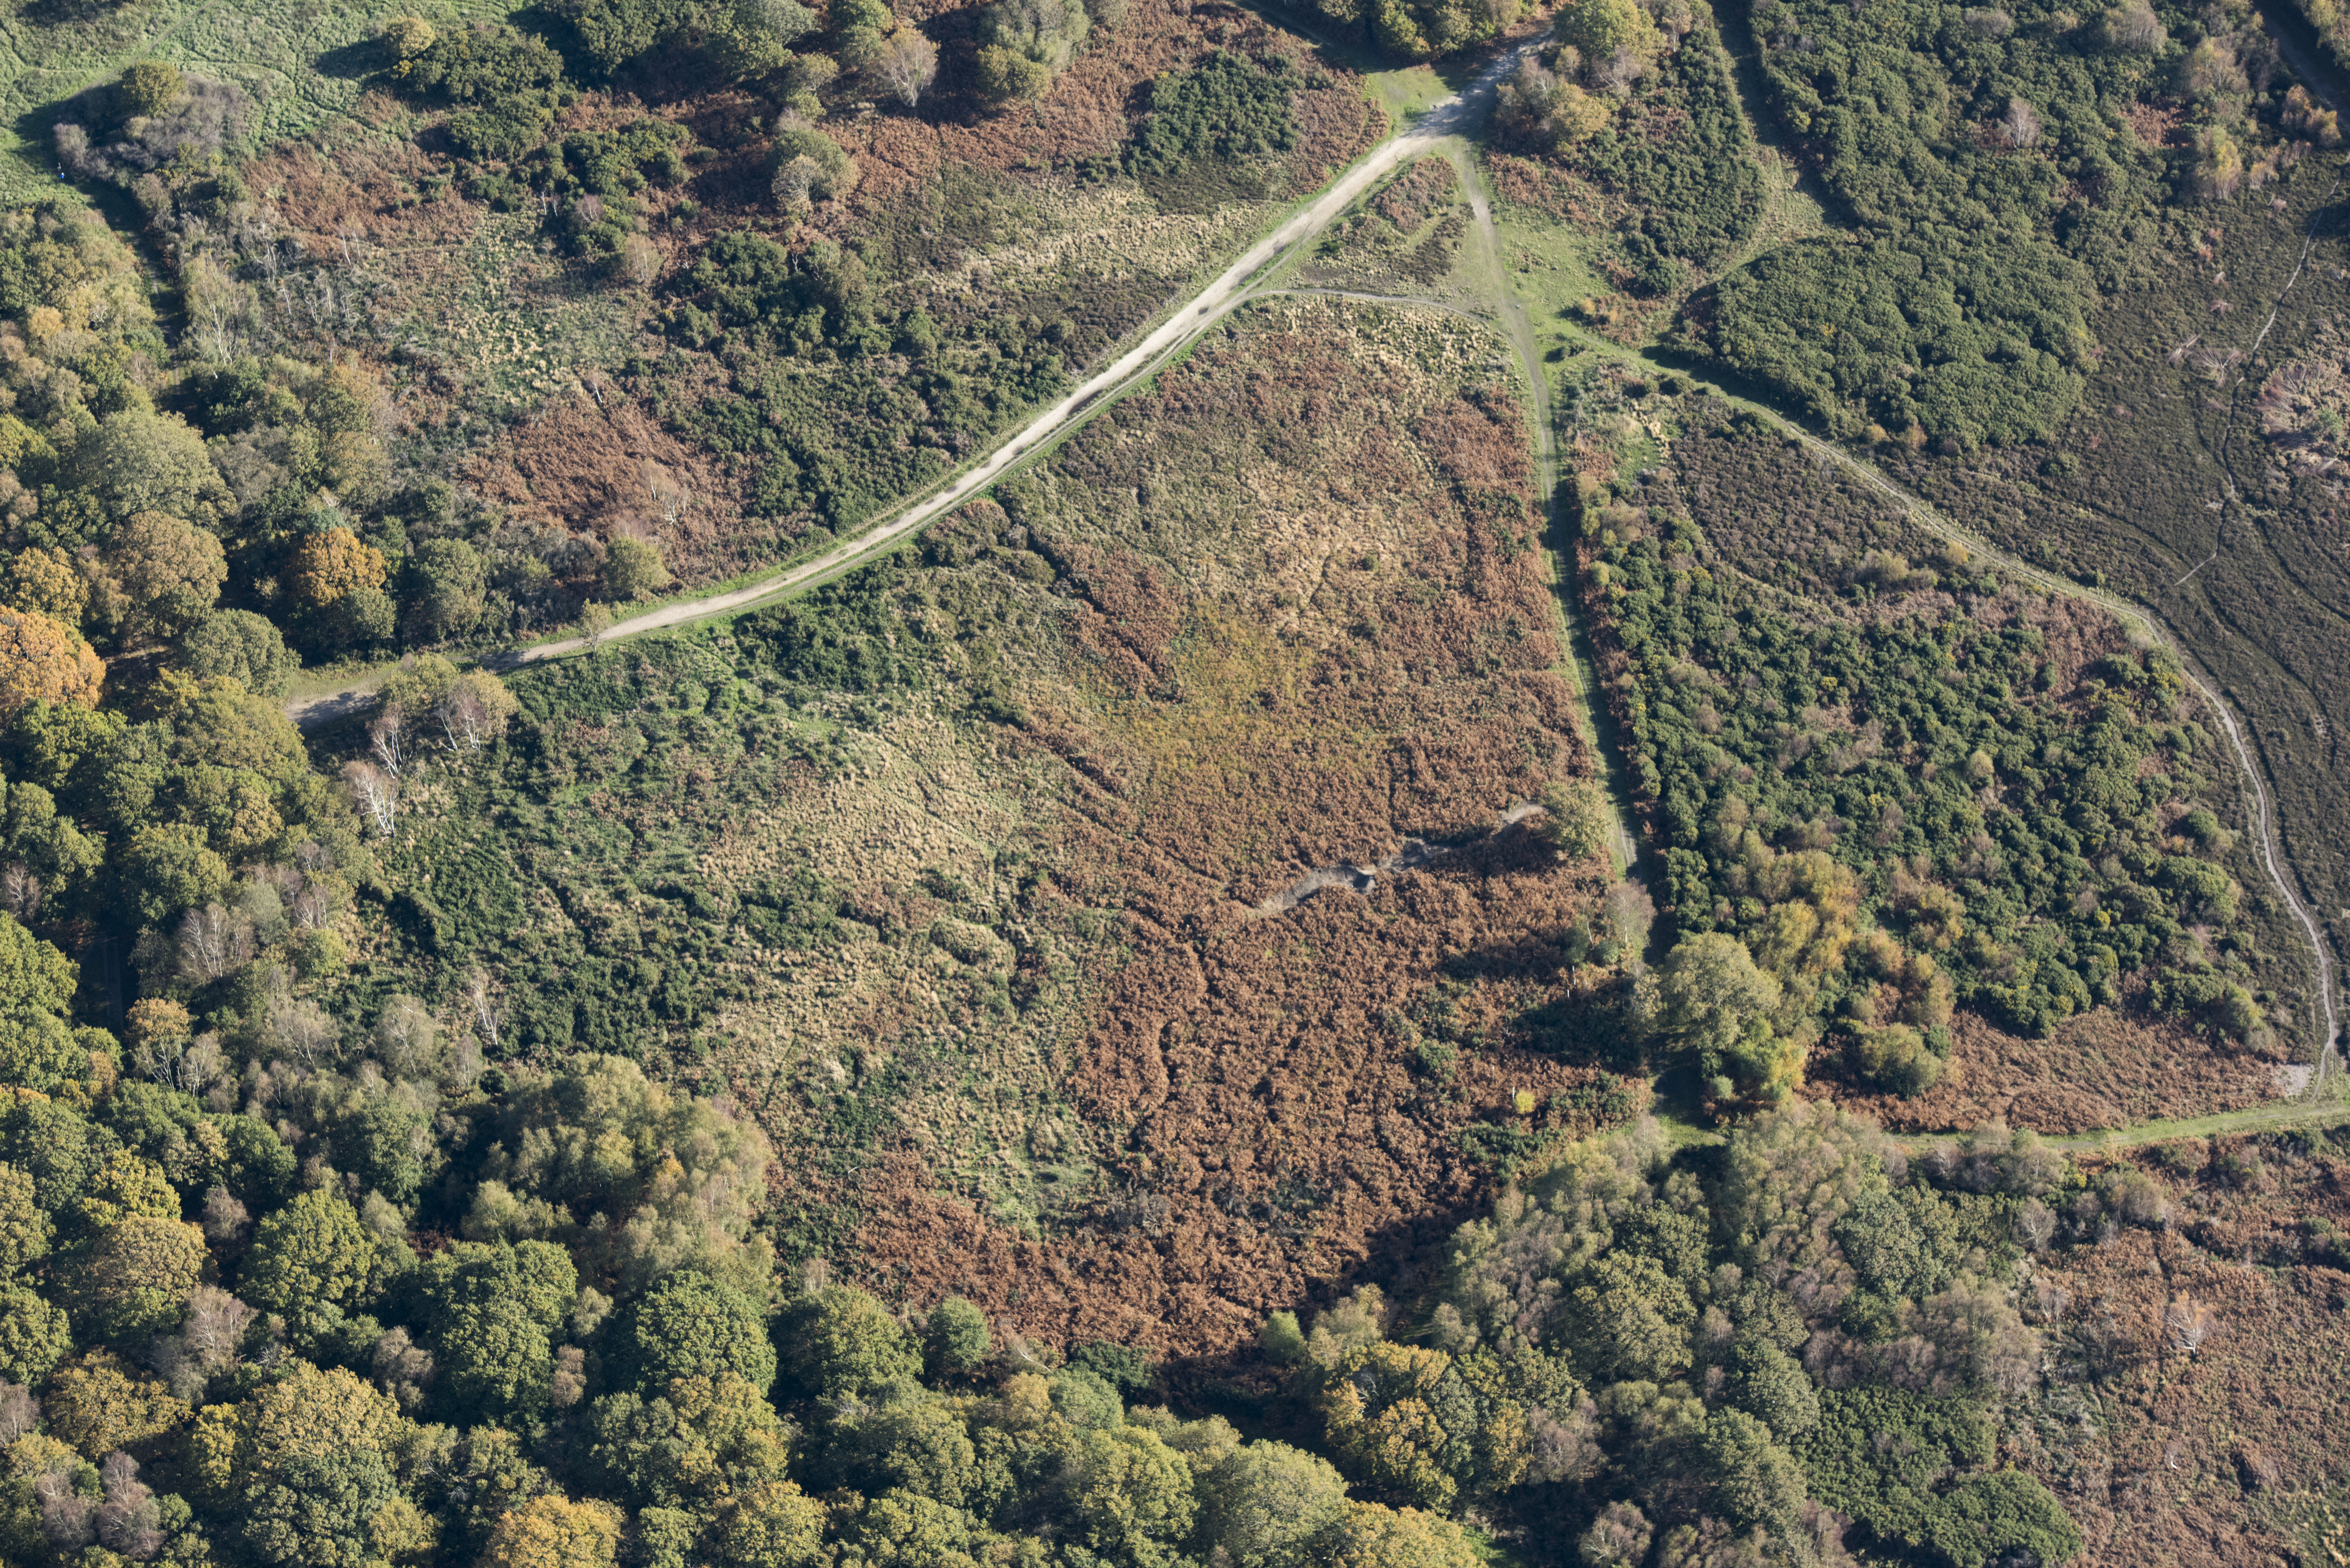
[
  {"left": 2024, "top": 1137, "right": 2350, "bottom": 1566},
  {"left": 835, "top": 0, "right": 1378, "bottom": 213},
  {"left": 463, "top": 391, "right": 757, "bottom": 578},
  {"left": 854, "top": 838, "right": 1623, "bottom": 1353},
  {"left": 755, "top": 303, "right": 1622, "bottom": 1355},
  {"left": 1813, "top": 1007, "right": 2280, "bottom": 1134}
]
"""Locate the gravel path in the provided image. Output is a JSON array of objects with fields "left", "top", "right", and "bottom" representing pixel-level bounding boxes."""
[{"left": 287, "top": 44, "right": 1542, "bottom": 729}]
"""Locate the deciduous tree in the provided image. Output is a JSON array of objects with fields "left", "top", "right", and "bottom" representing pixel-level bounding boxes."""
[
  {"left": 1536, "top": 777, "right": 1615, "bottom": 863},
  {"left": 922, "top": 1295, "right": 989, "bottom": 1378},
  {"left": 1552, "top": 0, "right": 1662, "bottom": 65},
  {"left": 0, "top": 1283, "right": 70, "bottom": 1384},
  {"left": 707, "top": 1479, "right": 824, "bottom": 1568},
  {"left": 288, "top": 527, "right": 387, "bottom": 609},
  {"left": 0, "top": 1165, "right": 46, "bottom": 1274},
  {"left": 622, "top": 1269, "right": 776, "bottom": 1394},
  {"left": 486, "top": 1493, "right": 626, "bottom": 1568},
  {"left": 780, "top": 1284, "right": 917, "bottom": 1400},
  {"left": 74, "top": 410, "right": 231, "bottom": 527},
  {"left": 436, "top": 671, "right": 520, "bottom": 755},
  {"left": 874, "top": 30, "right": 940, "bottom": 105},
  {"left": 45, "top": 1352, "right": 187, "bottom": 1461},
  {"left": 108, "top": 511, "right": 225, "bottom": 641},
  {"left": 344, "top": 759, "right": 399, "bottom": 838},
  {"left": 1647, "top": 933, "right": 1796, "bottom": 1100},
  {"left": 117, "top": 62, "right": 186, "bottom": 117},
  {"left": 1320, "top": 1501, "right": 1483, "bottom": 1567},
  {"left": 0, "top": 608, "right": 102, "bottom": 717},
  {"left": 240, "top": 1189, "right": 378, "bottom": 1323},
  {"left": 401, "top": 539, "right": 488, "bottom": 643},
  {"left": 1196, "top": 1438, "right": 1350, "bottom": 1563},
  {"left": 189, "top": 1360, "right": 407, "bottom": 1503},
  {"left": 5, "top": 547, "right": 87, "bottom": 627},
  {"left": 239, "top": 1447, "right": 430, "bottom": 1568},
  {"left": 83, "top": 1215, "right": 207, "bottom": 1338},
  {"left": 601, "top": 537, "right": 667, "bottom": 602}
]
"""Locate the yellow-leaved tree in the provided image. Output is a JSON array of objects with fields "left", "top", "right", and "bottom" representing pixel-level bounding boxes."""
[
  {"left": 288, "top": 526, "right": 387, "bottom": 608},
  {"left": 0, "top": 607, "right": 102, "bottom": 717},
  {"left": 485, "top": 1495, "right": 628, "bottom": 1568}
]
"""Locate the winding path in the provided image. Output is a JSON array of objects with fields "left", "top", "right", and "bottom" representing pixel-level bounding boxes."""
[
  {"left": 284, "top": 33, "right": 2342, "bottom": 1137},
  {"left": 287, "top": 43, "right": 1542, "bottom": 730},
  {"left": 1271, "top": 156, "right": 2345, "bottom": 1110}
]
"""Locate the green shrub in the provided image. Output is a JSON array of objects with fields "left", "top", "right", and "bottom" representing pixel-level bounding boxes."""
[
  {"left": 394, "top": 24, "right": 568, "bottom": 103},
  {"left": 1125, "top": 52, "right": 1300, "bottom": 180},
  {"left": 1672, "top": 0, "right": 2171, "bottom": 443},
  {"left": 1922, "top": 1470, "right": 2084, "bottom": 1568},
  {"left": 555, "top": 0, "right": 704, "bottom": 76},
  {"left": 1581, "top": 418, "right": 2262, "bottom": 1042},
  {"left": 1525, "top": 27, "right": 1764, "bottom": 276},
  {"left": 1795, "top": 1386, "right": 1995, "bottom": 1545},
  {"left": 540, "top": 119, "right": 690, "bottom": 196},
  {"left": 976, "top": 0, "right": 1089, "bottom": 99}
]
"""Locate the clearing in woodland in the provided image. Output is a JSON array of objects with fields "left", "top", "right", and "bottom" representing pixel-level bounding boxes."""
[{"left": 334, "top": 298, "right": 1643, "bottom": 1357}]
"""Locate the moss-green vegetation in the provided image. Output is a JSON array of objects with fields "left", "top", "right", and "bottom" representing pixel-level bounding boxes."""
[
  {"left": 1572, "top": 389, "right": 2288, "bottom": 1102},
  {"left": 1671, "top": 0, "right": 2308, "bottom": 447}
]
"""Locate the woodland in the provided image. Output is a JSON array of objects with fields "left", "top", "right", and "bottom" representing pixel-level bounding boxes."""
[{"left": 0, "top": 0, "right": 2331, "bottom": 1554}]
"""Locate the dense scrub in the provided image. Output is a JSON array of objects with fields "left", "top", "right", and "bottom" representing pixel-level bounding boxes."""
[
  {"left": 1676, "top": 0, "right": 2308, "bottom": 447},
  {"left": 1567, "top": 383, "right": 2297, "bottom": 1110},
  {"left": 1493, "top": 7, "right": 1765, "bottom": 296},
  {"left": 1876, "top": 147, "right": 2350, "bottom": 1021}
]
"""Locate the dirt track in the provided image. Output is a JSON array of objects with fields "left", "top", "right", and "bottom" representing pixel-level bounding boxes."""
[{"left": 283, "top": 44, "right": 1541, "bottom": 733}]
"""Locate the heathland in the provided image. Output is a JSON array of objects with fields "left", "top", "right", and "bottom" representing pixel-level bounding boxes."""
[{"left": 0, "top": 0, "right": 2336, "bottom": 1562}]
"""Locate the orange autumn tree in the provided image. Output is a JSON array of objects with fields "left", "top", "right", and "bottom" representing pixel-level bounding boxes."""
[
  {"left": 0, "top": 606, "right": 103, "bottom": 716},
  {"left": 288, "top": 526, "right": 386, "bottom": 609}
]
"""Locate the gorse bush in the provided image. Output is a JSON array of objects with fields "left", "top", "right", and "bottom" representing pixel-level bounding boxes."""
[
  {"left": 1578, "top": 411, "right": 2267, "bottom": 1092},
  {"left": 1126, "top": 51, "right": 1302, "bottom": 179},
  {"left": 1671, "top": 0, "right": 2266, "bottom": 445}
]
